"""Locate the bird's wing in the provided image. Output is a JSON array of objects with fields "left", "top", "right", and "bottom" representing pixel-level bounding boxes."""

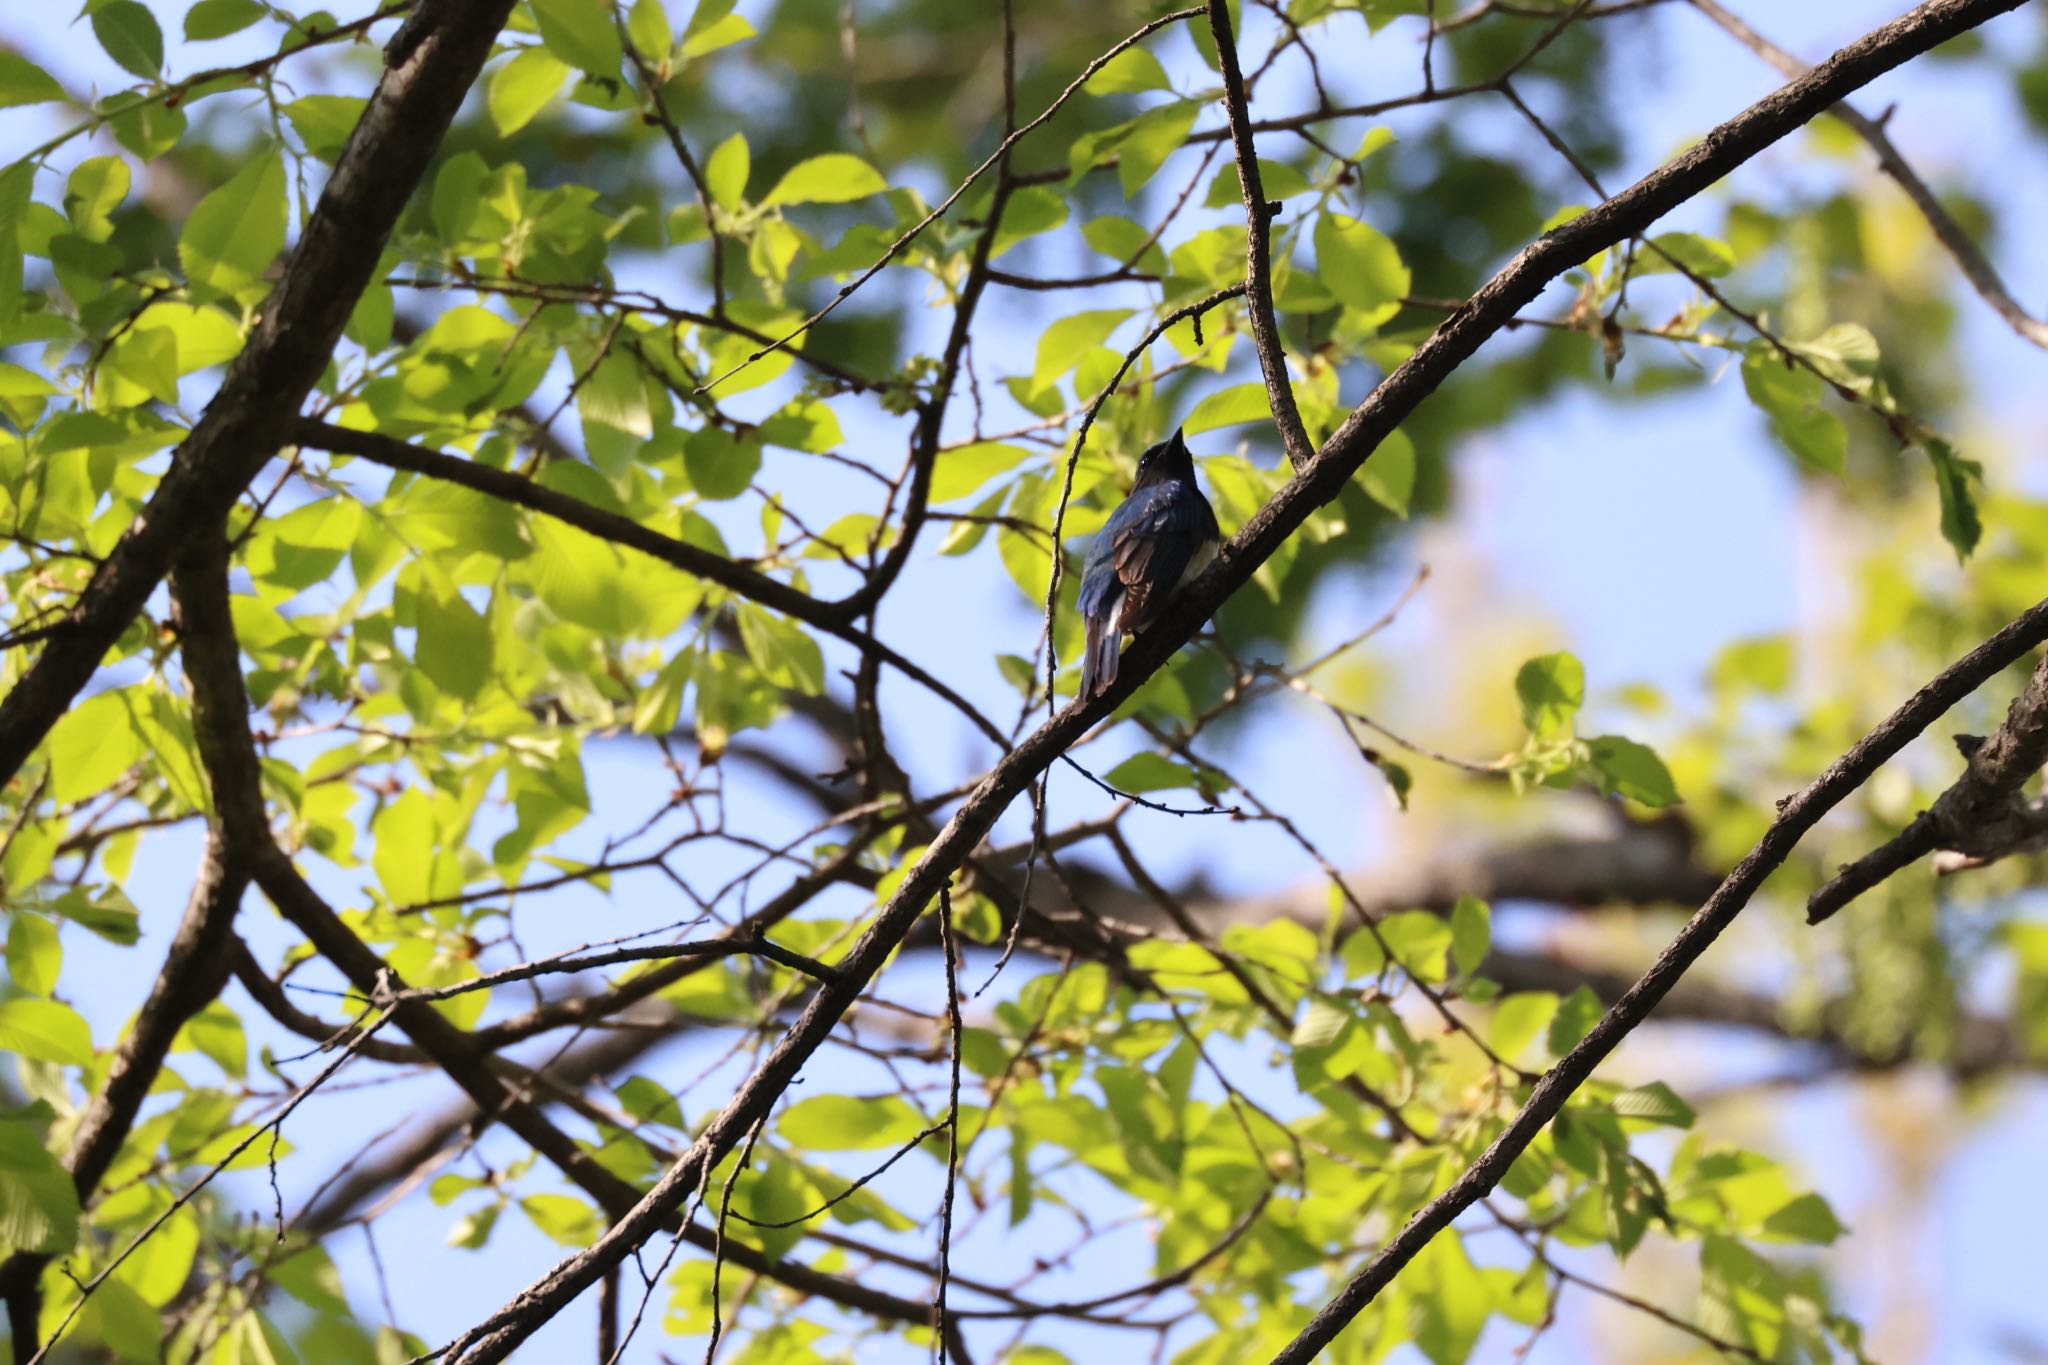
[{"left": 1109, "top": 483, "right": 1212, "bottom": 635}]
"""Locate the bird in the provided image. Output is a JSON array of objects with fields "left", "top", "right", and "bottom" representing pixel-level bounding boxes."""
[{"left": 1076, "top": 428, "right": 1222, "bottom": 701}]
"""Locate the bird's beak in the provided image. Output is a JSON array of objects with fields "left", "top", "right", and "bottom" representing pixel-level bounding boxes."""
[{"left": 1170, "top": 427, "right": 1189, "bottom": 453}]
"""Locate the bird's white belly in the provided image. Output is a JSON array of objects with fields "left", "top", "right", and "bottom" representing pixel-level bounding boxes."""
[{"left": 1175, "top": 539, "right": 1219, "bottom": 592}]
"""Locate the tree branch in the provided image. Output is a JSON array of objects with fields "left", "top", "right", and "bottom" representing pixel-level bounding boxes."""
[
  {"left": 1206, "top": 0, "right": 1314, "bottom": 471},
  {"left": 1809, "top": 647, "right": 2048, "bottom": 922},
  {"left": 0, "top": 0, "right": 519, "bottom": 790},
  {"left": 1268, "top": 591, "right": 2048, "bottom": 1365},
  {"left": 292, "top": 418, "right": 1010, "bottom": 748}
]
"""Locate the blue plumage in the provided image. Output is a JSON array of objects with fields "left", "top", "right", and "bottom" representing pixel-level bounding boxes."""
[{"left": 1077, "top": 428, "right": 1222, "bottom": 700}]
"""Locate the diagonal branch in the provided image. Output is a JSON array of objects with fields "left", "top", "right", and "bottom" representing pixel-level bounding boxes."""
[
  {"left": 1808, "top": 647, "right": 2048, "bottom": 922},
  {"left": 1206, "top": 0, "right": 1314, "bottom": 471},
  {"left": 0, "top": 0, "right": 520, "bottom": 791},
  {"left": 1689, "top": 0, "right": 2048, "bottom": 352},
  {"left": 1268, "top": 593, "right": 2048, "bottom": 1364},
  {"left": 424, "top": 2, "right": 2029, "bottom": 1358}
]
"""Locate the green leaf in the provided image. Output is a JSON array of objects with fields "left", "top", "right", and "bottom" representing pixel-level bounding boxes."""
[
  {"left": 0, "top": 53, "right": 65, "bottom": 109},
  {"left": 43, "top": 688, "right": 147, "bottom": 804},
  {"left": 1515, "top": 652, "right": 1584, "bottom": 739},
  {"left": 431, "top": 151, "right": 488, "bottom": 243},
  {"left": 761, "top": 153, "right": 887, "bottom": 208},
  {"left": 447, "top": 1205, "right": 498, "bottom": 1248},
  {"left": 577, "top": 348, "right": 654, "bottom": 437},
  {"left": 1640, "top": 231, "right": 1736, "bottom": 278},
  {"left": 1791, "top": 322, "right": 1881, "bottom": 396},
  {"left": 92, "top": 0, "right": 164, "bottom": 78},
  {"left": 680, "top": 1, "right": 753, "bottom": 58},
  {"left": 1490, "top": 992, "right": 1557, "bottom": 1062},
  {"left": 1291, "top": 1000, "right": 1350, "bottom": 1049},
  {"left": 247, "top": 497, "right": 361, "bottom": 594},
  {"left": 1587, "top": 735, "right": 1680, "bottom": 807},
  {"left": 521, "top": 1193, "right": 603, "bottom": 1246},
  {"left": 736, "top": 603, "right": 824, "bottom": 694},
  {"left": 184, "top": 0, "right": 265, "bottom": 40},
  {"left": 778, "top": 1094, "right": 926, "bottom": 1150},
  {"left": 1203, "top": 158, "right": 1314, "bottom": 209},
  {"left": 1924, "top": 437, "right": 1983, "bottom": 561},
  {"left": 282, "top": 95, "right": 364, "bottom": 164},
  {"left": 1116, "top": 101, "right": 1199, "bottom": 198},
  {"left": 267, "top": 1244, "right": 349, "bottom": 1315},
  {"left": 0, "top": 1118, "right": 79, "bottom": 1254},
  {"left": 1740, "top": 345, "right": 1845, "bottom": 473},
  {"left": 1710, "top": 635, "right": 1792, "bottom": 697},
  {"left": 990, "top": 185, "right": 1067, "bottom": 258},
  {"left": 1449, "top": 895, "right": 1490, "bottom": 977},
  {"left": 704, "top": 131, "right": 749, "bottom": 210},
  {"left": 683, "top": 427, "right": 762, "bottom": 499},
  {"left": 1314, "top": 211, "right": 1409, "bottom": 327},
  {"left": 529, "top": 0, "right": 622, "bottom": 76},
  {"left": 1613, "top": 1080, "right": 1695, "bottom": 1128},
  {"left": 1546, "top": 984, "right": 1602, "bottom": 1054},
  {"left": 1183, "top": 383, "right": 1270, "bottom": 434},
  {"left": 1412, "top": 1233, "right": 1493, "bottom": 1365},
  {"left": 372, "top": 788, "right": 435, "bottom": 905},
  {"left": 107, "top": 98, "right": 185, "bottom": 160},
  {"left": 1031, "top": 309, "right": 1131, "bottom": 397},
  {"left": 1080, "top": 215, "right": 1166, "bottom": 274},
  {"left": 1359, "top": 429, "right": 1415, "bottom": 517},
  {"left": 415, "top": 584, "right": 494, "bottom": 702},
  {"left": 1086, "top": 46, "right": 1172, "bottom": 95},
  {"left": 488, "top": 47, "right": 569, "bottom": 136},
  {"left": 178, "top": 1000, "right": 247, "bottom": 1078},
  {"left": 90, "top": 1273, "right": 163, "bottom": 1358},
  {"left": 521, "top": 517, "right": 698, "bottom": 638},
  {"left": 0, "top": 162, "right": 28, "bottom": 328},
  {"left": 1103, "top": 752, "right": 1198, "bottom": 794},
  {"left": 1760, "top": 1192, "right": 1845, "bottom": 1244},
  {"left": 118, "top": 1203, "right": 198, "bottom": 1307},
  {"left": 931, "top": 442, "right": 1030, "bottom": 502},
  {"left": 179, "top": 151, "right": 287, "bottom": 296},
  {"left": 6, "top": 916, "right": 59, "bottom": 997},
  {"left": 627, "top": 0, "right": 670, "bottom": 57},
  {"left": 0, "top": 999, "right": 92, "bottom": 1066},
  {"left": 1379, "top": 910, "right": 1453, "bottom": 983}
]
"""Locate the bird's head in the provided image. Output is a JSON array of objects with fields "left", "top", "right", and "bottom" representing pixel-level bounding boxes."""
[{"left": 1133, "top": 427, "right": 1196, "bottom": 488}]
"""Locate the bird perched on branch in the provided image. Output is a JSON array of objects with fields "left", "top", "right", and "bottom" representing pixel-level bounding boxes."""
[{"left": 1077, "top": 428, "right": 1222, "bottom": 701}]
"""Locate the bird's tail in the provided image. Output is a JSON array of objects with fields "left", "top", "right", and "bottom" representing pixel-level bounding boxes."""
[{"left": 1080, "top": 612, "right": 1119, "bottom": 701}]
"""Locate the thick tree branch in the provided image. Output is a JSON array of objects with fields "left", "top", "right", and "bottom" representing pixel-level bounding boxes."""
[
  {"left": 0, "top": 0, "right": 519, "bottom": 790},
  {"left": 1269, "top": 592, "right": 2048, "bottom": 1364}
]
